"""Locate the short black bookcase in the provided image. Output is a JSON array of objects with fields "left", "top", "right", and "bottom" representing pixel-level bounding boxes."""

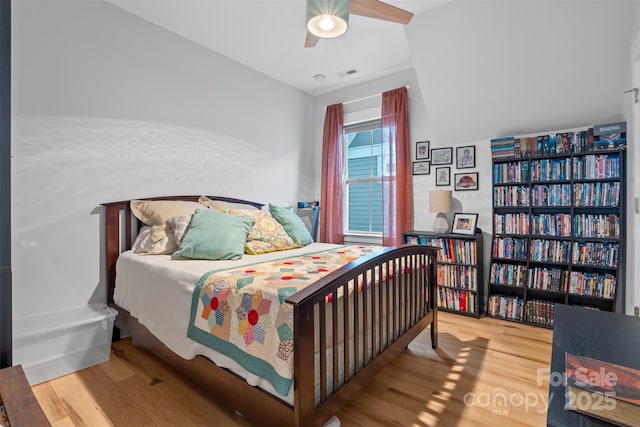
[{"left": 403, "top": 230, "right": 485, "bottom": 318}]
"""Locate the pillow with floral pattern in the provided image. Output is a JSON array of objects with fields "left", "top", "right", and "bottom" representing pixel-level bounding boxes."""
[{"left": 225, "top": 209, "right": 301, "bottom": 254}]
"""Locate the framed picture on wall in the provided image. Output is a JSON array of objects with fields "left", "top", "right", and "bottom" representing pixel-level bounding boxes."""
[
  {"left": 412, "top": 161, "right": 430, "bottom": 175},
  {"left": 456, "top": 145, "right": 476, "bottom": 169},
  {"left": 454, "top": 172, "right": 479, "bottom": 191},
  {"left": 431, "top": 147, "right": 453, "bottom": 165},
  {"left": 435, "top": 167, "right": 450, "bottom": 186},
  {"left": 416, "top": 141, "right": 430, "bottom": 160}
]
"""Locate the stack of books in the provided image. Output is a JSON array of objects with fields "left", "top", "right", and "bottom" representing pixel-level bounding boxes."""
[{"left": 490, "top": 137, "right": 515, "bottom": 159}]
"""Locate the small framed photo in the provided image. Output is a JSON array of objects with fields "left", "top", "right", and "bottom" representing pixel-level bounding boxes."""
[
  {"left": 454, "top": 172, "right": 479, "bottom": 191},
  {"left": 435, "top": 167, "right": 450, "bottom": 186},
  {"left": 406, "top": 235, "right": 419, "bottom": 245},
  {"left": 412, "top": 161, "right": 430, "bottom": 175},
  {"left": 456, "top": 145, "right": 476, "bottom": 169},
  {"left": 431, "top": 147, "right": 453, "bottom": 165},
  {"left": 416, "top": 141, "right": 430, "bottom": 160},
  {"left": 451, "top": 213, "right": 478, "bottom": 235}
]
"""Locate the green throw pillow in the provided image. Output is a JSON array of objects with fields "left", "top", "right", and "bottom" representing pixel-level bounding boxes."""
[
  {"left": 173, "top": 209, "right": 254, "bottom": 260},
  {"left": 269, "top": 204, "right": 313, "bottom": 246}
]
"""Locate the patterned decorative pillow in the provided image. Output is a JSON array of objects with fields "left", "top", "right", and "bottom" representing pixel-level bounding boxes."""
[
  {"left": 131, "top": 226, "right": 178, "bottom": 255},
  {"left": 167, "top": 214, "right": 192, "bottom": 245},
  {"left": 225, "top": 209, "right": 301, "bottom": 254}
]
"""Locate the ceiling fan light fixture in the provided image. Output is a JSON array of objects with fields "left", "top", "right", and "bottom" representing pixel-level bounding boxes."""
[{"left": 307, "top": 0, "right": 349, "bottom": 39}]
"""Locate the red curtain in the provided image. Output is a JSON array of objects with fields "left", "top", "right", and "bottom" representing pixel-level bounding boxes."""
[
  {"left": 381, "top": 87, "right": 412, "bottom": 246},
  {"left": 319, "top": 103, "right": 344, "bottom": 243}
]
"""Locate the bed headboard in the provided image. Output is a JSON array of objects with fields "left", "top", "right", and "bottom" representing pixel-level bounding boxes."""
[{"left": 101, "top": 195, "right": 264, "bottom": 304}]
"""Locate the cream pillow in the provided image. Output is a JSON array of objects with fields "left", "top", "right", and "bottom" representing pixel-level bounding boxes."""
[
  {"left": 198, "top": 195, "right": 261, "bottom": 212},
  {"left": 130, "top": 199, "right": 202, "bottom": 243}
]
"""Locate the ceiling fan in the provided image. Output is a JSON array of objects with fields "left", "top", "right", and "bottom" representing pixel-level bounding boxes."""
[{"left": 305, "top": 0, "right": 414, "bottom": 47}]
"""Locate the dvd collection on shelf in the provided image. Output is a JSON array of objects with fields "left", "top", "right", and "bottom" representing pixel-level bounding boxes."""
[{"left": 488, "top": 122, "right": 625, "bottom": 327}]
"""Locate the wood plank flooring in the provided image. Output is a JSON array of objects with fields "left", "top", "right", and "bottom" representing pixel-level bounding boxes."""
[{"left": 32, "top": 312, "right": 553, "bottom": 426}]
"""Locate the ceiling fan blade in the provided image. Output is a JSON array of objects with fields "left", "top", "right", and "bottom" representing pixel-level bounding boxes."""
[
  {"left": 349, "top": 0, "right": 414, "bottom": 24},
  {"left": 305, "top": 31, "right": 319, "bottom": 48}
]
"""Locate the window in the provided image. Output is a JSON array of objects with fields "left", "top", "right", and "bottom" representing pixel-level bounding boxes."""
[{"left": 344, "top": 119, "right": 382, "bottom": 234}]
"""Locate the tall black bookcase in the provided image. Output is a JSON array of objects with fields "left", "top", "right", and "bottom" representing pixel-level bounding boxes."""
[
  {"left": 488, "top": 124, "right": 625, "bottom": 327},
  {"left": 403, "top": 230, "right": 485, "bottom": 318}
]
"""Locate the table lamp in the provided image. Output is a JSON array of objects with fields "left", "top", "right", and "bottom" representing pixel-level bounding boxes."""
[{"left": 430, "top": 190, "right": 452, "bottom": 233}]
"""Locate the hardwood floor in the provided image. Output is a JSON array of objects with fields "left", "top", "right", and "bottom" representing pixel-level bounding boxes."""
[{"left": 32, "top": 312, "right": 553, "bottom": 426}]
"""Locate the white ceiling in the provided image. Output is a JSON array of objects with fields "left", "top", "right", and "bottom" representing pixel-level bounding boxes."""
[{"left": 108, "top": 0, "right": 449, "bottom": 96}]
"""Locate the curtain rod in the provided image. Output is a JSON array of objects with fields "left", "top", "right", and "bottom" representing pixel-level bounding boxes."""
[{"left": 342, "top": 85, "right": 411, "bottom": 106}]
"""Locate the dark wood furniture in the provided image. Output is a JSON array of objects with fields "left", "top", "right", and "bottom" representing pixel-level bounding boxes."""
[
  {"left": 102, "top": 195, "right": 438, "bottom": 427},
  {"left": 403, "top": 230, "right": 485, "bottom": 317},
  {"left": 547, "top": 304, "right": 640, "bottom": 426},
  {"left": 0, "top": 365, "right": 50, "bottom": 426}
]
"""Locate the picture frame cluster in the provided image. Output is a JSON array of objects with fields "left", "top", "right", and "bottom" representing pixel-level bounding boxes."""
[{"left": 412, "top": 141, "right": 479, "bottom": 192}]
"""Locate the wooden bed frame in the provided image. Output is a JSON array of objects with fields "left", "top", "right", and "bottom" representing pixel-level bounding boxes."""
[{"left": 102, "top": 195, "right": 438, "bottom": 427}]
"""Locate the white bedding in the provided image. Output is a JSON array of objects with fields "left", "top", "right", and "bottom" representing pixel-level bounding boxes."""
[{"left": 114, "top": 243, "right": 341, "bottom": 404}]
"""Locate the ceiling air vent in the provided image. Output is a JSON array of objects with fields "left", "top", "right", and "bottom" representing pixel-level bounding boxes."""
[{"left": 336, "top": 68, "right": 359, "bottom": 78}]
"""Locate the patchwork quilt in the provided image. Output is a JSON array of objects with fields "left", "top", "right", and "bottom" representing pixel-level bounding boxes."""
[{"left": 187, "top": 245, "right": 383, "bottom": 396}]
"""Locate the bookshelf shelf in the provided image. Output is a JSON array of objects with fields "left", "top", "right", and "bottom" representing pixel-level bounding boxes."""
[
  {"left": 489, "top": 123, "right": 625, "bottom": 327},
  {"left": 403, "top": 230, "right": 484, "bottom": 318}
]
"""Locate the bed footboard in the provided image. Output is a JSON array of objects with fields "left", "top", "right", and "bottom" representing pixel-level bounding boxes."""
[{"left": 287, "top": 245, "right": 437, "bottom": 427}]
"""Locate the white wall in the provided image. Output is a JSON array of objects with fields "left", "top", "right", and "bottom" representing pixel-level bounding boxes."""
[
  {"left": 407, "top": 0, "right": 636, "bottom": 146},
  {"left": 11, "top": 0, "right": 314, "bottom": 321}
]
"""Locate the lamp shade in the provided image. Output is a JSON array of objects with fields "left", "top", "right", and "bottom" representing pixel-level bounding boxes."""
[
  {"left": 430, "top": 190, "right": 452, "bottom": 213},
  {"left": 307, "top": 0, "right": 349, "bottom": 39}
]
